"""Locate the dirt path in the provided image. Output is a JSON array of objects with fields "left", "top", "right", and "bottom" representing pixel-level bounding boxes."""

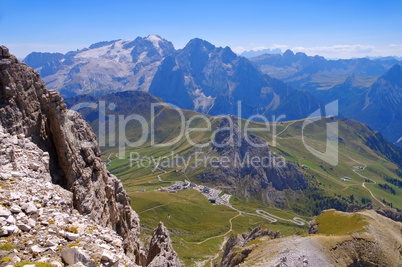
[
  {"left": 347, "top": 156, "right": 385, "bottom": 207},
  {"left": 208, "top": 236, "right": 228, "bottom": 267},
  {"left": 138, "top": 203, "right": 171, "bottom": 214},
  {"left": 183, "top": 212, "right": 242, "bottom": 245},
  {"left": 276, "top": 120, "right": 298, "bottom": 138}
]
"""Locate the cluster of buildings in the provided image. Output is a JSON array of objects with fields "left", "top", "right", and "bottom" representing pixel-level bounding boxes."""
[
  {"left": 160, "top": 180, "right": 195, "bottom": 193},
  {"left": 193, "top": 185, "right": 232, "bottom": 206},
  {"left": 159, "top": 180, "right": 232, "bottom": 206}
]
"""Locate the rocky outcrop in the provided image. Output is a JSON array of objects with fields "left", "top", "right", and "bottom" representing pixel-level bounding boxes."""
[
  {"left": 0, "top": 46, "right": 10, "bottom": 58},
  {"left": 346, "top": 202, "right": 373, "bottom": 212},
  {"left": 197, "top": 116, "right": 307, "bottom": 206},
  {"left": 0, "top": 124, "right": 136, "bottom": 266},
  {"left": 375, "top": 208, "right": 402, "bottom": 223},
  {"left": 217, "top": 226, "right": 279, "bottom": 267},
  {"left": 0, "top": 46, "right": 180, "bottom": 266},
  {"left": 345, "top": 203, "right": 402, "bottom": 224},
  {"left": 146, "top": 222, "right": 181, "bottom": 267},
  {"left": 225, "top": 210, "right": 402, "bottom": 266},
  {"left": 308, "top": 220, "right": 318, "bottom": 234}
]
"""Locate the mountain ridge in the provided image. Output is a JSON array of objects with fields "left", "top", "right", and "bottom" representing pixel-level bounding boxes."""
[{"left": 23, "top": 36, "right": 322, "bottom": 121}]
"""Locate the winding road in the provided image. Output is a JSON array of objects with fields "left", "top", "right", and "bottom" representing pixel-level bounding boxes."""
[
  {"left": 227, "top": 205, "right": 306, "bottom": 226},
  {"left": 347, "top": 156, "right": 386, "bottom": 207},
  {"left": 154, "top": 166, "right": 307, "bottom": 227}
]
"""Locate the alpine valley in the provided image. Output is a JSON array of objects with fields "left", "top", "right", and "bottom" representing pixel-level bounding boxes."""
[{"left": 0, "top": 33, "right": 401, "bottom": 267}]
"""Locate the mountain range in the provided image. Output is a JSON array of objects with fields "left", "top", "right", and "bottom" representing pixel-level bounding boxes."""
[
  {"left": 23, "top": 35, "right": 321, "bottom": 120},
  {"left": 23, "top": 35, "right": 402, "bottom": 145},
  {"left": 250, "top": 51, "right": 402, "bottom": 145}
]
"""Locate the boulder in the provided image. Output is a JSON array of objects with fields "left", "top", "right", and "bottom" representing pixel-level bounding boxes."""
[
  {"left": 61, "top": 247, "right": 95, "bottom": 266},
  {"left": 10, "top": 171, "right": 26, "bottom": 178},
  {"left": 0, "top": 229, "right": 8, "bottom": 236},
  {"left": 31, "top": 245, "right": 48, "bottom": 253},
  {"left": 45, "top": 237, "right": 60, "bottom": 247},
  {"left": 3, "top": 225, "right": 19, "bottom": 234},
  {"left": 0, "top": 45, "right": 10, "bottom": 58},
  {"left": 66, "top": 232, "right": 80, "bottom": 241},
  {"left": 101, "top": 250, "right": 115, "bottom": 262},
  {"left": 21, "top": 202, "right": 38, "bottom": 215},
  {"left": 5, "top": 215, "right": 15, "bottom": 225},
  {"left": 10, "top": 205, "right": 22, "bottom": 213},
  {"left": 16, "top": 222, "right": 31, "bottom": 231},
  {"left": 0, "top": 206, "right": 11, "bottom": 217}
]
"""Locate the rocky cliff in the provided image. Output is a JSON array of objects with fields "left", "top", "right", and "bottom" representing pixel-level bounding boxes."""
[
  {"left": 0, "top": 45, "right": 180, "bottom": 266},
  {"left": 0, "top": 124, "right": 135, "bottom": 266},
  {"left": 197, "top": 116, "right": 307, "bottom": 206},
  {"left": 216, "top": 226, "right": 280, "bottom": 267}
]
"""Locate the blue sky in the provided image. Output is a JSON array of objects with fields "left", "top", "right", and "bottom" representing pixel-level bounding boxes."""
[{"left": 1, "top": 0, "right": 402, "bottom": 59}]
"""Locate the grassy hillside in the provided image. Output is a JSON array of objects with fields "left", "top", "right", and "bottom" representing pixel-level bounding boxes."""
[
  {"left": 106, "top": 116, "right": 401, "bottom": 265},
  {"left": 240, "top": 209, "right": 402, "bottom": 267},
  {"left": 67, "top": 92, "right": 402, "bottom": 266}
]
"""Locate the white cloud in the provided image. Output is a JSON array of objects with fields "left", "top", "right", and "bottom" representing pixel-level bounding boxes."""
[
  {"left": 250, "top": 46, "right": 268, "bottom": 51},
  {"left": 233, "top": 44, "right": 288, "bottom": 55},
  {"left": 389, "top": 44, "right": 402, "bottom": 48},
  {"left": 271, "top": 44, "right": 288, "bottom": 50},
  {"left": 292, "top": 44, "right": 376, "bottom": 59},
  {"left": 386, "top": 44, "right": 402, "bottom": 56},
  {"left": 232, "top": 46, "right": 247, "bottom": 54}
]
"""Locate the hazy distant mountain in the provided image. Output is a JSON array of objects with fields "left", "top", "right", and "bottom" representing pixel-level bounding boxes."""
[
  {"left": 250, "top": 49, "right": 401, "bottom": 91},
  {"left": 23, "top": 35, "right": 175, "bottom": 96},
  {"left": 149, "top": 38, "right": 321, "bottom": 119},
  {"left": 250, "top": 51, "right": 402, "bottom": 145},
  {"left": 240, "top": 48, "right": 283, "bottom": 58},
  {"left": 313, "top": 64, "right": 402, "bottom": 146},
  {"left": 351, "top": 64, "right": 402, "bottom": 146}
]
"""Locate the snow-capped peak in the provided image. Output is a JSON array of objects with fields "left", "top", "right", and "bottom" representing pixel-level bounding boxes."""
[
  {"left": 74, "top": 39, "right": 134, "bottom": 62},
  {"left": 146, "top": 34, "right": 162, "bottom": 43},
  {"left": 146, "top": 34, "right": 163, "bottom": 54}
]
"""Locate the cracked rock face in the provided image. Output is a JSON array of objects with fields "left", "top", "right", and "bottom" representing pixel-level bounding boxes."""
[
  {"left": 0, "top": 124, "right": 136, "bottom": 266},
  {"left": 0, "top": 46, "right": 180, "bottom": 266},
  {"left": 0, "top": 49, "right": 142, "bottom": 263}
]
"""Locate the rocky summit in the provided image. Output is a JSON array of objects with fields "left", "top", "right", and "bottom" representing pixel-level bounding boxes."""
[{"left": 0, "top": 47, "right": 180, "bottom": 266}]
